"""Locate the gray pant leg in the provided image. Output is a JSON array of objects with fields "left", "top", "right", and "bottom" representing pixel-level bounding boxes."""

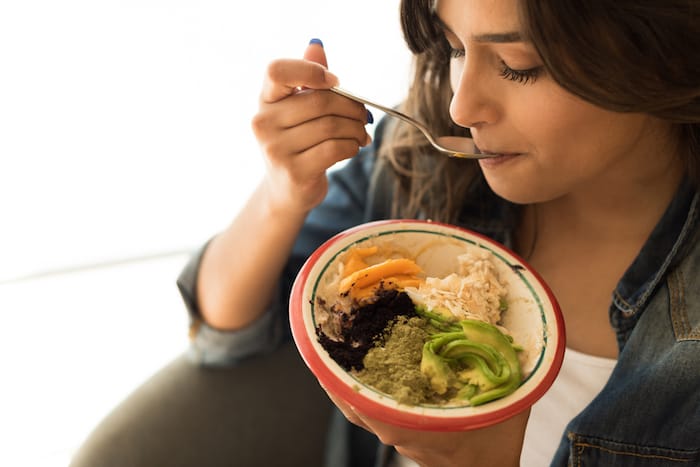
[{"left": 69, "top": 342, "right": 333, "bottom": 467}]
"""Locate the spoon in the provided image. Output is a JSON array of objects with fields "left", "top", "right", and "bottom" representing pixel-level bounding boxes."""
[{"left": 330, "top": 86, "right": 491, "bottom": 159}]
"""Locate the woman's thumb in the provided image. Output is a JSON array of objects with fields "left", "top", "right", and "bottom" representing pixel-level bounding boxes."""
[
  {"left": 298, "top": 38, "right": 337, "bottom": 89},
  {"left": 304, "top": 38, "right": 328, "bottom": 69}
]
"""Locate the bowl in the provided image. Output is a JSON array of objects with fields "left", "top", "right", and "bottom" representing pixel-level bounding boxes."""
[{"left": 290, "top": 219, "right": 565, "bottom": 431}]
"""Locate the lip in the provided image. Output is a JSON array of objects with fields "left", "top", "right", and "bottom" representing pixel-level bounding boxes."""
[
  {"left": 477, "top": 146, "right": 522, "bottom": 157},
  {"left": 476, "top": 148, "right": 524, "bottom": 166}
]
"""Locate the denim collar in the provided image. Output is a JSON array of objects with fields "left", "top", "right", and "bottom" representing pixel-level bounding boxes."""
[
  {"left": 614, "top": 178, "right": 698, "bottom": 311},
  {"left": 611, "top": 178, "right": 699, "bottom": 345}
]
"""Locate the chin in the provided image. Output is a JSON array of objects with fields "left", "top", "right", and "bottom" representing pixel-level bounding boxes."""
[{"left": 481, "top": 174, "right": 549, "bottom": 205}]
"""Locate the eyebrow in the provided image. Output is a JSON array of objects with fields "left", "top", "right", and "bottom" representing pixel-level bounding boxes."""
[
  {"left": 472, "top": 31, "right": 523, "bottom": 43},
  {"left": 433, "top": 14, "right": 525, "bottom": 43}
]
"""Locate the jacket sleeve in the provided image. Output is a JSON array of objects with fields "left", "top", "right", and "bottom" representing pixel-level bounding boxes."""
[{"left": 177, "top": 125, "right": 389, "bottom": 367}]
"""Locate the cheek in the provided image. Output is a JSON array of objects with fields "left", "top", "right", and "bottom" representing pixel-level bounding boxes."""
[{"left": 518, "top": 88, "right": 602, "bottom": 155}]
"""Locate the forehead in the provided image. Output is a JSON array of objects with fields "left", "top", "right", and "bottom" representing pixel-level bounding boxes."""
[{"left": 434, "top": 0, "right": 523, "bottom": 34}]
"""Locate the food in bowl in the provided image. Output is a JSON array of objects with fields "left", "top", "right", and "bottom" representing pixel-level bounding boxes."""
[
  {"left": 314, "top": 239, "right": 522, "bottom": 407},
  {"left": 290, "top": 220, "right": 564, "bottom": 431}
]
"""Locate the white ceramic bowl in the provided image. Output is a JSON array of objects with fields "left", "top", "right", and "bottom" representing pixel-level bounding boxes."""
[{"left": 290, "top": 219, "right": 565, "bottom": 431}]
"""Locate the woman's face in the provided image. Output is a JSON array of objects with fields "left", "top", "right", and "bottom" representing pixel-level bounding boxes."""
[{"left": 436, "top": 0, "right": 677, "bottom": 204}]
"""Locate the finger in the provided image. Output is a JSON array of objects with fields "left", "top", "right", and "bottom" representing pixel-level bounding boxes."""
[
  {"left": 304, "top": 38, "right": 328, "bottom": 68},
  {"left": 253, "top": 90, "right": 369, "bottom": 139},
  {"left": 325, "top": 391, "right": 373, "bottom": 432},
  {"left": 299, "top": 136, "right": 365, "bottom": 168},
  {"left": 287, "top": 90, "right": 369, "bottom": 127},
  {"left": 267, "top": 138, "right": 365, "bottom": 188},
  {"left": 264, "top": 115, "right": 369, "bottom": 157},
  {"left": 261, "top": 59, "right": 339, "bottom": 103}
]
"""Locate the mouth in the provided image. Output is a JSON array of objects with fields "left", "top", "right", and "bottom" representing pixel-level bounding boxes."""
[
  {"left": 478, "top": 149, "right": 524, "bottom": 159},
  {"left": 472, "top": 140, "right": 523, "bottom": 159}
]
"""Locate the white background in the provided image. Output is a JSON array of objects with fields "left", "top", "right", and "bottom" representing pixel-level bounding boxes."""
[{"left": 0, "top": 1, "right": 411, "bottom": 465}]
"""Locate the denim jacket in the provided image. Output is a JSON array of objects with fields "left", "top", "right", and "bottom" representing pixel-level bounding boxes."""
[{"left": 179, "top": 120, "right": 700, "bottom": 466}]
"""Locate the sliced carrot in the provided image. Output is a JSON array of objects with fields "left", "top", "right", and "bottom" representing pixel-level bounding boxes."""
[
  {"left": 382, "top": 275, "right": 424, "bottom": 289},
  {"left": 339, "top": 258, "right": 423, "bottom": 293},
  {"left": 347, "top": 275, "right": 422, "bottom": 300},
  {"left": 342, "top": 246, "right": 379, "bottom": 278},
  {"left": 353, "top": 246, "right": 379, "bottom": 257}
]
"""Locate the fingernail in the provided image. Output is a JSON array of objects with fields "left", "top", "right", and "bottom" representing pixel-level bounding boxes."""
[
  {"left": 366, "top": 109, "right": 374, "bottom": 124},
  {"left": 309, "top": 38, "right": 324, "bottom": 47}
]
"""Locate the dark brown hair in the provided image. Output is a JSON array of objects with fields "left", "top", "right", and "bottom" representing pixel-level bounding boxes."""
[{"left": 382, "top": 0, "right": 700, "bottom": 221}]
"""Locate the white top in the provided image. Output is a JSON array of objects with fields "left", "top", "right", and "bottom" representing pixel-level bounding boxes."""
[
  {"left": 392, "top": 347, "right": 617, "bottom": 467},
  {"left": 520, "top": 347, "right": 616, "bottom": 466}
]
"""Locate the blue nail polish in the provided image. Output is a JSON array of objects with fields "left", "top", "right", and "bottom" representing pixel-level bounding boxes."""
[
  {"left": 366, "top": 109, "right": 374, "bottom": 124},
  {"left": 309, "top": 38, "right": 324, "bottom": 47}
]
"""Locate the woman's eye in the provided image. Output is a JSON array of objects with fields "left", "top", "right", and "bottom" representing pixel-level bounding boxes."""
[
  {"left": 499, "top": 61, "right": 543, "bottom": 85},
  {"left": 447, "top": 46, "right": 543, "bottom": 85},
  {"left": 449, "top": 47, "right": 465, "bottom": 59}
]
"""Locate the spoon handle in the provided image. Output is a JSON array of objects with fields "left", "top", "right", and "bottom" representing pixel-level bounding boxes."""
[
  {"left": 329, "top": 86, "right": 396, "bottom": 116},
  {"left": 329, "top": 87, "right": 437, "bottom": 144},
  {"left": 329, "top": 86, "right": 487, "bottom": 159}
]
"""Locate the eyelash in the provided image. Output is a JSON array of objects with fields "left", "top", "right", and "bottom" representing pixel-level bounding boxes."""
[
  {"left": 499, "top": 63, "right": 542, "bottom": 85},
  {"left": 449, "top": 48, "right": 543, "bottom": 85}
]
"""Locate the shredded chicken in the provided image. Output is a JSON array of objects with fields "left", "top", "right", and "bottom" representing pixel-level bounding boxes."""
[{"left": 404, "top": 247, "right": 507, "bottom": 326}]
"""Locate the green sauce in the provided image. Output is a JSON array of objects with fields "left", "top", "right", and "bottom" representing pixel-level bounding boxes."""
[{"left": 355, "top": 316, "right": 439, "bottom": 405}]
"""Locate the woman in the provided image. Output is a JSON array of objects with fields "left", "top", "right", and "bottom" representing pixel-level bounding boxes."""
[{"left": 71, "top": 0, "right": 700, "bottom": 465}]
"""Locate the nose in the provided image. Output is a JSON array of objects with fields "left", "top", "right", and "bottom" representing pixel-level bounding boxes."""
[{"left": 449, "top": 59, "right": 499, "bottom": 130}]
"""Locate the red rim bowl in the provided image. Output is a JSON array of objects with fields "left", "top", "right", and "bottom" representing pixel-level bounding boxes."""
[{"left": 290, "top": 219, "right": 565, "bottom": 431}]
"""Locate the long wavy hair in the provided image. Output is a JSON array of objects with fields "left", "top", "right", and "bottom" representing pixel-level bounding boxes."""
[{"left": 381, "top": 0, "right": 700, "bottom": 221}]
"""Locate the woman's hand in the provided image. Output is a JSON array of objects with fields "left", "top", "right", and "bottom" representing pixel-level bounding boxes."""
[
  {"left": 197, "top": 41, "right": 371, "bottom": 331},
  {"left": 251, "top": 40, "right": 372, "bottom": 215},
  {"left": 326, "top": 390, "right": 529, "bottom": 467}
]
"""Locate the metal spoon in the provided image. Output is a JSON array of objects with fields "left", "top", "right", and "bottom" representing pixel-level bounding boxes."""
[{"left": 330, "top": 86, "right": 490, "bottom": 159}]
